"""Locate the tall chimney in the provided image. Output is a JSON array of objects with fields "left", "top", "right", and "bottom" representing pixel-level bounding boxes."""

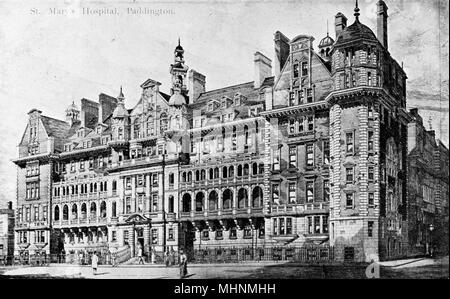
[
  {"left": 80, "top": 98, "right": 99, "bottom": 129},
  {"left": 274, "top": 31, "right": 290, "bottom": 78},
  {"left": 254, "top": 52, "right": 272, "bottom": 89},
  {"left": 335, "top": 13, "right": 347, "bottom": 38},
  {"left": 187, "top": 69, "right": 206, "bottom": 104},
  {"left": 98, "top": 93, "right": 118, "bottom": 124},
  {"left": 377, "top": 0, "right": 388, "bottom": 50}
]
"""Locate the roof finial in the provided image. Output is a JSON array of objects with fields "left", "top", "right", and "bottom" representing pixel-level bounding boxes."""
[
  {"left": 118, "top": 85, "right": 124, "bottom": 99},
  {"left": 354, "top": 0, "right": 360, "bottom": 20},
  {"left": 178, "top": 37, "right": 180, "bottom": 47}
]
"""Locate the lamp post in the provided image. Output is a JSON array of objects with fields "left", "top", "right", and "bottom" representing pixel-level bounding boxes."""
[{"left": 429, "top": 224, "right": 435, "bottom": 257}]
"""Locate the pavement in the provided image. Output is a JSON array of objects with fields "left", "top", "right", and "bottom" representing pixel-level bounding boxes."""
[{"left": 0, "top": 256, "right": 447, "bottom": 279}]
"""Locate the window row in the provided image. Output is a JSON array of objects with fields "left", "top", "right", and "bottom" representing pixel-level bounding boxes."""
[
  {"left": 272, "top": 180, "right": 330, "bottom": 204},
  {"left": 181, "top": 187, "right": 264, "bottom": 213},
  {"left": 26, "top": 163, "right": 39, "bottom": 176},
  {"left": 288, "top": 116, "right": 314, "bottom": 134},
  {"left": 288, "top": 88, "right": 313, "bottom": 106},
  {"left": 307, "top": 215, "right": 329, "bottom": 234},
  {"left": 26, "top": 182, "right": 40, "bottom": 199},
  {"left": 54, "top": 181, "right": 109, "bottom": 197},
  {"left": 17, "top": 206, "right": 48, "bottom": 223},
  {"left": 181, "top": 163, "right": 264, "bottom": 183},
  {"left": 125, "top": 174, "right": 159, "bottom": 189},
  {"left": 54, "top": 201, "right": 111, "bottom": 221}
]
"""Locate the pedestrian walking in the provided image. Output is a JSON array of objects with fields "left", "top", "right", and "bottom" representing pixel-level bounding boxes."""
[
  {"left": 91, "top": 251, "right": 99, "bottom": 275},
  {"left": 169, "top": 248, "right": 175, "bottom": 267},
  {"left": 179, "top": 249, "right": 188, "bottom": 278},
  {"left": 164, "top": 249, "right": 170, "bottom": 267},
  {"left": 151, "top": 247, "right": 156, "bottom": 264},
  {"left": 138, "top": 246, "right": 145, "bottom": 265}
]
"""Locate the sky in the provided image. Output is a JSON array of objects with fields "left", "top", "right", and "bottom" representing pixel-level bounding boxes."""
[{"left": 0, "top": 0, "right": 448, "bottom": 208}]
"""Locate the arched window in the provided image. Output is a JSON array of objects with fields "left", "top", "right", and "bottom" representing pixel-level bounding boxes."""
[
  {"left": 252, "top": 186, "right": 264, "bottom": 208},
  {"left": 100, "top": 201, "right": 107, "bottom": 218},
  {"left": 243, "top": 164, "right": 249, "bottom": 176},
  {"left": 208, "top": 191, "right": 218, "bottom": 211},
  {"left": 229, "top": 165, "right": 235, "bottom": 178},
  {"left": 223, "top": 189, "right": 233, "bottom": 210},
  {"left": 238, "top": 188, "right": 248, "bottom": 209},
  {"left": 209, "top": 169, "right": 214, "bottom": 180},
  {"left": 195, "top": 170, "right": 200, "bottom": 181},
  {"left": 81, "top": 203, "right": 87, "bottom": 219},
  {"left": 182, "top": 193, "right": 192, "bottom": 212},
  {"left": 237, "top": 165, "right": 243, "bottom": 177},
  {"left": 222, "top": 166, "right": 228, "bottom": 178},
  {"left": 214, "top": 167, "right": 219, "bottom": 179},
  {"left": 118, "top": 127, "right": 123, "bottom": 139},
  {"left": 252, "top": 162, "right": 258, "bottom": 175},
  {"left": 201, "top": 169, "right": 206, "bottom": 180},
  {"left": 62, "top": 205, "right": 69, "bottom": 220},
  {"left": 112, "top": 201, "right": 117, "bottom": 218},
  {"left": 54, "top": 206, "right": 60, "bottom": 221},
  {"left": 72, "top": 204, "right": 78, "bottom": 220},
  {"left": 187, "top": 171, "right": 192, "bottom": 182},
  {"left": 90, "top": 202, "right": 97, "bottom": 219},
  {"left": 182, "top": 172, "right": 187, "bottom": 183},
  {"left": 168, "top": 196, "right": 175, "bottom": 213},
  {"left": 112, "top": 180, "right": 117, "bottom": 193},
  {"left": 94, "top": 183, "right": 97, "bottom": 192},
  {"left": 195, "top": 192, "right": 205, "bottom": 212},
  {"left": 90, "top": 183, "right": 93, "bottom": 193}
]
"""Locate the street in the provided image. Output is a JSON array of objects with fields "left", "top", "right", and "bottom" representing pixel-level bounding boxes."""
[{"left": 0, "top": 256, "right": 448, "bottom": 279}]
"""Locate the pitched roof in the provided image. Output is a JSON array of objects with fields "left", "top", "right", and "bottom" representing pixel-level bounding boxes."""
[{"left": 40, "top": 116, "right": 71, "bottom": 140}]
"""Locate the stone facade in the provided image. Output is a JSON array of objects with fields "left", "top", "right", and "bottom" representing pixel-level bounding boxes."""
[{"left": 12, "top": 1, "right": 448, "bottom": 263}]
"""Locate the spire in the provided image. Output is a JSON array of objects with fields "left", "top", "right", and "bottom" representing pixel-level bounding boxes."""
[
  {"left": 118, "top": 85, "right": 124, "bottom": 100},
  {"left": 354, "top": 0, "right": 360, "bottom": 21},
  {"left": 178, "top": 37, "right": 180, "bottom": 47},
  {"left": 326, "top": 20, "right": 329, "bottom": 36}
]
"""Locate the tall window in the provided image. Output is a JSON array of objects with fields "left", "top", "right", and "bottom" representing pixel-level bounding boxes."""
[
  {"left": 346, "top": 193, "right": 354, "bottom": 209},
  {"left": 273, "top": 217, "right": 293, "bottom": 235},
  {"left": 307, "top": 116, "right": 314, "bottom": 131},
  {"left": 323, "top": 141, "right": 330, "bottom": 165},
  {"left": 368, "top": 166, "right": 375, "bottom": 182},
  {"left": 151, "top": 229, "right": 158, "bottom": 244},
  {"left": 289, "top": 119, "right": 295, "bottom": 134},
  {"left": 368, "top": 221, "right": 374, "bottom": 237},
  {"left": 289, "top": 91, "right": 296, "bottom": 106},
  {"left": 289, "top": 146, "right": 297, "bottom": 168},
  {"left": 306, "top": 89, "right": 313, "bottom": 103},
  {"left": 368, "top": 131, "right": 374, "bottom": 152},
  {"left": 124, "top": 230, "right": 129, "bottom": 245},
  {"left": 306, "top": 181, "right": 314, "bottom": 202},
  {"left": 272, "top": 184, "right": 280, "bottom": 204},
  {"left": 368, "top": 72, "right": 372, "bottom": 86},
  {"left": 346, "top": 132, "right": 354, "bottom": 154},
  {"left": 298, "top": 116, "right": 304, "bottom": 132},
  {"left": 293, "top": 63, "right": 299, "bottom": 78},
  {"left": 298, "top": 89, "right": 304, "bottom": 104},
  {"left": 288, "top": 182, "right": 296, "bottom": 203},
  {"left": 368, "top": 192, "right": 375, "bottom": 207},
  {"left": 272, "top": 148, "right": 280, "bottom": 171},
  {"left": 323, "top": 180, "right": 330, "bottom": 202},
  {"left": 152, "top": 194, "right": 158, "bottom": 212},
  {"left": 125, "top": 197, "right": 131, "bottom": 214},
  {"left": 346, "top": 167, "right": 354, "bottom": 184},
  {"left": 306, "top": 144, "right": 314, "bottom": 167},
  {"left": 301, "top": 62, "right": 308, "bottom": 76},
  {"left": 232, "top": 127, "right": 237, "bottom": 151}
]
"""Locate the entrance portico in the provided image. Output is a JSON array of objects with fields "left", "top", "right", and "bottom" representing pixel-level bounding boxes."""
[{"left": 125, "top": 213, "right": 151, "bottom": 257}]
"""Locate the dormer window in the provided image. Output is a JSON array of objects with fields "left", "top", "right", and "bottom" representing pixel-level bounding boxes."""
[
  {"left": 208, "top": 103, "right": 213, "bottom": 111},
  {"left": 77, "top": 130, "right": 83, "bottom": 138},
  {"left": 96, "top": 127, "right": 102, "bottom": 134},
  {"left": 234, "top": 98, "right": 240, "bottom": 106},
  {"left": 306, "top": 89, "right": 313, "bottom": 103},
  {"left": 221, "top": 100, "right": 226, "bottom": 109}
]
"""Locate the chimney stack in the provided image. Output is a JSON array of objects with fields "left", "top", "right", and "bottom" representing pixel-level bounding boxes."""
[
  {"left": 274, "top": 31, "right": 290, "bottom": 78},
  {"left": 254, "top": 51, "right": 272, "bottom": 89},
  {"left": 377, "top": 0, "right": 388, "bottom": 50},
  {"left": 335, "top": 12, "right": 347, "bottom": 38},
  {"left": 80, "top": 98, "right": 99, "bottom": 129},
  {"left": 98, "top": 93, "right": 118, "bottom": 124},
  {"left": 187, "top": 69, "right": 206, "bottom": 104}
]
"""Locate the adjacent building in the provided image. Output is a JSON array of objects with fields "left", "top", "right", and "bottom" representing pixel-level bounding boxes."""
[
  {"left": 12, "top": 0, "right": 448, "bottom": 262},
  {"left": 0, "top": 202, "right": 15, "bottom": 259}
]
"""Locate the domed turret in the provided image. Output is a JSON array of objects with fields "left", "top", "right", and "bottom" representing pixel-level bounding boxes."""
[
  {"left": 65, "top": 101, "right": 80, "bottom": 124},
  {"left": 168, "top": 92, "right": 187, "bottom": 106}
]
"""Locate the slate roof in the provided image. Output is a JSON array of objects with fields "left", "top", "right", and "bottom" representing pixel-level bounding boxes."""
[
  {"left": 334, "top": 19, "right": 378, "bottom": 47},
  {"left": 40, "top": 116, "right": 71, "bottom": 139}
]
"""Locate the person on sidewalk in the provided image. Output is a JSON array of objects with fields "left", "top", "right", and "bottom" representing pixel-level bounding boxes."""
[
  {"left": 91, "top": 251, "right": 99, "bottom": 275},
  {"left": 179, "top": 249, "right": 188, "bottom": 278},
  {"left": 164, "top": 249, "right": 170, "bottom": 267},
  {"left": 138, "top": 246, "right": 145, "bottom": 265}
]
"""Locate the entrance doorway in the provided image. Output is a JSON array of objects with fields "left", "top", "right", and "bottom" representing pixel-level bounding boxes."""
[{"left": 136, "top": 227, "right": 144, "bottom": 255}]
